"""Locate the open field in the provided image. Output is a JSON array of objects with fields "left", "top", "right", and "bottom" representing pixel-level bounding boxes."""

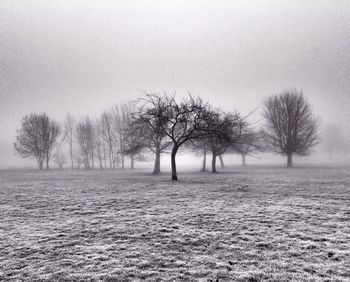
[{"left": 0, "top": 166, "right": 349, "bottom": 281}]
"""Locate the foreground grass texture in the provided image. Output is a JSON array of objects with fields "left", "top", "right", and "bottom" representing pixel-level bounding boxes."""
[{"left": 0, "top": 166, "right": 349, "bottom": 281}]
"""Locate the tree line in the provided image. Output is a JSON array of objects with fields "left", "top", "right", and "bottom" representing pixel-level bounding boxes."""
[{"left": 14, "top": 89, "right": 320, "bottom": 180}]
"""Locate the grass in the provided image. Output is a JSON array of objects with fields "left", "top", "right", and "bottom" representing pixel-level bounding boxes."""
[{"left": 0, "top": 166, "right": 349, "bottom": 281}]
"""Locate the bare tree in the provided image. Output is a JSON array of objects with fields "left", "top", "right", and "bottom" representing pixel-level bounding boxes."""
[
  {"left": 101, "top": 111, "right": 114, "bottom": 169},
  {"left": 95, "top": 119, "right": 105, "bottom": 169},
  {"left": 234, "top": 129, "right": 264, "bottom": 166},
  {"left": 53, "top": 150, "right": 66, "bottom": 169},
  {"left": 90, "top": 120, "right": 95, "bottom": 169},
  {"left": 42, "top": 118, "right": 60, "bottom": 170},
  {"left": 143, "top": 93, "right": 213, "bottom": 180},
  {"left": 14, "top": 114, "right": 45, "bottom": 169},
  {"left": 132, "top": 94, "right": 172, "bottom": 174},
  {"left": 187, "top": 139, "right": 209, "bottom": 171},
  {"left": 202, "top": 109, "right": 243, "bottom": 173},
  {"left": 123, "top": 119, "right": 146, "bottom": 169},
  {"left": 262, "top": 89, "right": 320, "bottom": 167},
  {"left": 74, "top": 155, "right": 83, "bottom": 169},
  {"left": 64, "top": 113, "right": 75, "bottom": 169},
  {"left": 14, "top": 113, "right": 60, "bottom": 169},
  {"left": 112, "top": 103, "right": 134, "bottom": 169},
  {"left": 76, "top": 117, "right": 94, "bottom": 169}
]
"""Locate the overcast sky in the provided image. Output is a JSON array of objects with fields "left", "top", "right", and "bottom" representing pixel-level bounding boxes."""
[{"left": 1, "top": 0, "right": 350, "bottom": 168}]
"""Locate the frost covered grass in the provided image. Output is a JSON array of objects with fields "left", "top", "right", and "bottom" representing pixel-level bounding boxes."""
[{"left": 0, "top": 166, "right": 349, "bottom": 281}]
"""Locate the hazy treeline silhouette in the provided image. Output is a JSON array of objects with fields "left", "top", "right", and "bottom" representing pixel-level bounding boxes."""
[{"left": 14, "top": 89, "right": 320, "bottom": 180}]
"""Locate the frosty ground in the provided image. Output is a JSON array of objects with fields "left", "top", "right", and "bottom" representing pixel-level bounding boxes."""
[{"left": 0, "top": 166, "right": 349, "bottom": 281}]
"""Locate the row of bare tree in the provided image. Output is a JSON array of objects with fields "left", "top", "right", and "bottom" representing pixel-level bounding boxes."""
[
  {"left": 60, "top": 103, "right": 139, "bottom": 170},
  {"left": 14, "top": 89, "right": 320, "bottom": 180}
]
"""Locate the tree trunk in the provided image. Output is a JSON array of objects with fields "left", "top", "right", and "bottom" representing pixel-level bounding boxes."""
[
  {"left": 99, "top": 155, "right": 103, "bottom": 170},
  {"left": 85, "top": 154, "right": 90, "bottom": 170},
  {"left": 171, "top": 145, "right": 179, "bottom": 181},
  {"left": 46, "top": 158, "right": 50, "bottom": 170},
  {"left": 109, "top": 150, "right": 112, "bottom": 169},
  {"left": 219, "top": 155, "right": 225, "bottom": 168},
  {"left": 103, "top": 143, "right": 107, "bottom": 169},
  {"left": 109, "top": 145, "right": 114, "bottom": 169},
  {"left": 37, "top": 159, "right": 43, "bottom": 170},
  {"left": 70, "top": 142, "right": 73, "bottom": 169},
  {"left": 201, "top": 147, "right": 207, "bottom": 171},
  {"left": 130, "top": 154, "right": 134, "bottom": 169},
  {"left": 121, "top": 154, "right": 125, "bottom": 169},
  {"left": 212, "top": 153, "right": 217, "bottom": 173},
  {"left": 153, "top": 147, "right": 161, "bottom": 174},
  {"left": 36, "top": 156, "right": 43, "bottom": 170},
  {"left": 91, "top": 147, "right": 94, "bottom": 169},
  {"left": 114, "top": 154, "right": 119, "bottom": 168},
  {"left": 242, "top": 154, "right": 246, "bottom": 166},
  {"left": 287, "top": 153, "right": 293, "bottom": 168},
  {"left": 98, "top": 145, "right": 103, "bottom": 170}
]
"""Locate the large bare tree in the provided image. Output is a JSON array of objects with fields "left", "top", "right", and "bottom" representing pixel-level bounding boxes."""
[
  {"left": 14, "top": 113, "right": 60, "bottom": 169},
  {"left": 143, "top": 93, "right": 213, "bottom": 180},
  {"left": 132, "top": 94, "right": 172, "bottom": 174},
  {"left": 262, "top": 89, "right": 320, "bottom": 167}
]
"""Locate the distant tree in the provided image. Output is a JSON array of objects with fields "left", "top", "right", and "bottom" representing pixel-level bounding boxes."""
[
  {"left": 14, "top": 113, "right": 60, "bottom": 169},
  {"left": 202, "top": 109, "right": 243, "bottom": 173},
  {"left": 112, "top": 103, "right": 134, "bottom": 169},
  {"left": 76, "top": 117, "right": 94, "bottom": 169},
  {"left": 74, "top": 155, "right": 83, "bottom": 169},
  {"left": 132, "top": 94, "right": 172, "bottom": 174},
  {"left": 53, "top": 128, "right": 66, "bottom": 169},
  {"left": 101, "top": 111, "right": 115, "bottom": 169},
  {"left": 234, "top": 129, "right": 264, "bottom": 166},
  {"left": 123, "top": 119, "right": 146, "bottom": 169},
  {"left": 53, "top": 150, "right": 66, "bottom": 169},
  {"left": 262, "top": 89, "right": 320, "bottom": 167},
  {"left": 64, "top": 113, "right": 75, "bottom": 169},
  {"left": 187, "top": 139, "right": 209, "bottom": 171},
  {"left": 90, "top": 120, "right": 95, "bottom": 169},
  {"left": 94, "top": 119, "right": 105, "bottom": 170}
]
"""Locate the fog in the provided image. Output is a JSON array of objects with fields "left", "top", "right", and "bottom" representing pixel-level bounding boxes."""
[{"left": 1, "top": 0, "right": 350, "bottom": 168}]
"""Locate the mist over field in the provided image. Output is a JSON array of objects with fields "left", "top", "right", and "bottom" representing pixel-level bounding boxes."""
[{"left": 1, "top": 0, "right": 350, "bottom": 169}]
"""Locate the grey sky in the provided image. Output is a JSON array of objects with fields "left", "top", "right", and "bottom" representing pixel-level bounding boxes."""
[{"left": 1, "top": 0, "right": 350, "bottom": 167}]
